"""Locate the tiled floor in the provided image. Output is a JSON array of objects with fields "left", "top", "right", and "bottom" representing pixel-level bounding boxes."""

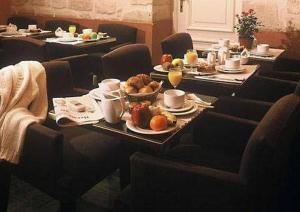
[{"left": 7, "top": 171, "right": 121, "bottom": 212}]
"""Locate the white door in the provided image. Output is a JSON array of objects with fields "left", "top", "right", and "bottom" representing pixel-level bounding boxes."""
[{"left": 173, "top": 0, "right": 242, "bottom": 49}]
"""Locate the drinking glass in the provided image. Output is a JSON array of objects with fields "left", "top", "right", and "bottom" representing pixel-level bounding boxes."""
[
  {"left": 168, "top": 67, "right": 182, "bottom": 89},
  {"left": 186, "top": 49, "right": 198, "bottom": 72},
  {"left": 68, "top": 25, "right": 76, "bottom": 34}
]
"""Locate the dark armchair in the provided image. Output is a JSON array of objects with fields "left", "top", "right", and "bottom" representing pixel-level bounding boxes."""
[
  {"left": 102, "top": 44, "right": 153, "bottom": 80},
  {"left": 1, "top": 37, "right": 48, "bottom": 66},
  {"left": 98, "top": 23, "right": 137, "bottom": 52},
  {"left": 11, "top": 61, "right": 121, "bottom": 211},
  {"left": 7, "top": 16, "right": 37, "bottom": 29},
  {"left": 127, "top": 91, "right": 300, "bottom": 212},
  {"left": 44, "top": 19, "right": 81, "bottom": 32},
  {"left": 161, "top": 32, "right": 194, "bottom": 59}
]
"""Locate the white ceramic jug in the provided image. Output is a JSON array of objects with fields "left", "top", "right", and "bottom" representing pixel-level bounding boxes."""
[
  {"left": 207, "top": 51, "right": 216, "bottom": 65},
  {"left": 100, "top": 93, "right": 124, "bottom": 124},
  {"left": 218, "top": 47, "right": 230, "bottom": 65}
]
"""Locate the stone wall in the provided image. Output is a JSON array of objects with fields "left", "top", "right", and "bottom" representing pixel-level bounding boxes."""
[
  {"left": 10, "top": 0, "right": 172, "bottom": 23},
  {"left": 243, "top": 0, "right": 300, "bottom": 31}
]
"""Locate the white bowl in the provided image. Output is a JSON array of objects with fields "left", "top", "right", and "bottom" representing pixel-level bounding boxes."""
[
  {"left": 82, "top": 28, "right": 92, "bottom": 35},
  {"left": 257, "top": 44, "right": 270, "bottom": 54},
  {"left": 225, "top": 58, "right": 240, "bottom": 69},
  {"left": 164, "top": 89, "right": 185, "bottom": 109}
]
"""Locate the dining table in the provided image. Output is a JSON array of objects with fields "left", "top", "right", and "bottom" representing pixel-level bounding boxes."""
[
  {"left": 49, "top": 90, "right": 217, "bottom": 187},
  {"left": 0, "top": 30, "right": 55, "bottom": 40},
  {"left": 45, "top": 36, "right": 117, "bottom": 59},
  {"left": 199, "top": 45, "right": 285, "bottom": 71},
  {"left": 151, "top": 64, "right": 260, "bottom": 97}
]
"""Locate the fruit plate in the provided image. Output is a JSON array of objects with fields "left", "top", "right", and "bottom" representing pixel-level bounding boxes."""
[
  {"left": 153, "top": 65, "right": 169, "bottom": 73},
  {"left": 126, "top": 120, "right": 177, "bottom": 135},
  {"left": 156, "top": 99, "right": 195, "bottom": 112}
]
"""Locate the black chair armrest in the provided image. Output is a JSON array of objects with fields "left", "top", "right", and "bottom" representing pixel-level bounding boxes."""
[
  {"left": 212, "top": 96, "right": 272, "bottom": 121},
  {"left": 235, "top": 75, "right": 298, "bottom": 102},
  {"left": 131, "top": 152, "right": 248, "bottom": 211},
  {"left": 258, "top": 69, "right": 300, "bottom": 82},
  {"left": 18, "top": 123, "right": 63, "bottom": 181},
  {"left": 193, "top": 111, "right": 258, "bottom": 153}
]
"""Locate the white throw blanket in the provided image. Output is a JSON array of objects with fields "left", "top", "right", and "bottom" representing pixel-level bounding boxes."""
[{"left": 0, "top": 61, "right": 48, "bottom": 164}]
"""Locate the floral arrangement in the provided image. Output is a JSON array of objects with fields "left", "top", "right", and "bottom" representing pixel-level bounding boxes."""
[{"left": 234, "top": 9, "right": 263, "bottom": 39}]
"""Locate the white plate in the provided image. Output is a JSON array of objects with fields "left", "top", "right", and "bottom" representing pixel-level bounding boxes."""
[
  {"left": 171, "top": 105, "right": 199, "bottom": 116},
  {"left": 250, "top": 51, "right": 273, "bottom": 57},
  {"left": 0, "top": 31, "right": 21, "bottom": 36},
  {"left": 153, "top": 65, "right": 169, "bottom": 73},
  {"left": 157, "top": 100, "right": 194, "bottom": 112},
  {"left": 79, "top": 37, "right": 100, "bottom": 42},
  {"left": 88, "top": 88, "right": 102, "bottom": 100},
  {"left": 126, "top": 120, "right": 177, "bottom": 135},
  {"left": 57, "top": 37, "right": 77, "bottom": 42},
  {"left": 216, "top": 65, "right": 245, "bottom": 74}
]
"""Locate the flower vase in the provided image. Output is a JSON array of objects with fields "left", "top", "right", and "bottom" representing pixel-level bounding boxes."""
[{"left": 239, "top": 37, "right": 254, "bottom": 50}]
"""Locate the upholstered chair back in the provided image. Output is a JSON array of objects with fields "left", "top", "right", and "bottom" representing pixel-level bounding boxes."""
[
  {"left": 44, "top": 20, "right": 81, "bottom": 32},
  {"left": 7, "top": 16, "right": 37, "bottom": 29},
  {"left": 98, "top": 23, "right": 137, "bottom": 46},
  {"left": 2, "top": 37, "right": 48, "bottom": 66},
  {"left": 102, "top": 44, "right": 152, "bottom": 81},
  {"left": 240, "top": 93, "right": 300, "bottom": 209},
  {"left": 161, "top": 32, "right": 194, "bottom": 59},
  {"left": 42, "top": 61, "right": 75, "bottom": 107}
]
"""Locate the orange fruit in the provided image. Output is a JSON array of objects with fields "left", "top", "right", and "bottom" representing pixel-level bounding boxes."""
[{"left": 150, "top": 115, "right": 168, "bottom": 131}]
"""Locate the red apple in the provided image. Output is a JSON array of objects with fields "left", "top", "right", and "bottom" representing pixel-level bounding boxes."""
[{"left": 160, "top": 54, "right": 173, "bottom": 65}]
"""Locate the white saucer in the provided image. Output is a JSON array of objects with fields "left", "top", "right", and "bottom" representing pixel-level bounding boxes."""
[
  {"left": 153, "top": 65, "right": 169, "bottom": 73},
  {"left": 171, "top": 105, "right": 199, "bottom": 116},
  {"left": 157, "top": 100, "right": 194, "bottom": 112},
  {"left": 126, "top": 120, "right": 177, "bottom": 135},
  {"left": 251, "top": 51, "right": 273, "bottom": 57},
  {"left": 57, "top": 37, "right": 77, "bottom": 42},
  {"left": 88, "top": 88, "right": 102, "bottom": 100},
  {"left": 216, "top": 65, "right": 245, "bottom": 74}
]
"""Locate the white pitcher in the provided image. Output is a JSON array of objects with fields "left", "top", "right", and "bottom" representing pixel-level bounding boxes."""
[
  {"left": 207, "top": 51, "right": 216, "bottom": 65},
  {"left": 100, "top": 93, "right": 124, "bottom": 124},
  {"left": 218, "top": 47, "right": 230, "bottom": 65}
]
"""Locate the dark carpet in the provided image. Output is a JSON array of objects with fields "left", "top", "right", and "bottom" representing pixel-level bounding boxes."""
[{"left": 7, "top": 171, "right": 121, "bottom": 212}]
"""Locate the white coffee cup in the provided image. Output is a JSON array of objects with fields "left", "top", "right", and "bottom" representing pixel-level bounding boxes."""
[
  {"left": 100, "top": 94, "right": 124, "bottom": 124},
  {"left": 82, "top": 28, "right": 92, "bottom": 35},
  {"left": 219, "top": 39, "right": 230, "bottom": 47},
  {"left": 225, "top": 58, "right": 240, "bottom": 70},
  {"left": 28, "top": 24, "right": 37, "bottom": 30},
  {"left": 257, "top": 44, "right": 270, "bottom": 54},
  {"left": 164, "top": 89, "right": 185, "bottom": 109},
  {"left": 98, "top": 79, "right": 120, "bottom": 94},
  {"left": 62, "top": 32, "right": 74, "bottom": 39}
]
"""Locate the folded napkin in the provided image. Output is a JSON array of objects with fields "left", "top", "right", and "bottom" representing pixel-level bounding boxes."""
[{"left": 186, "top": 93, "right": 212, "bottom": 106}]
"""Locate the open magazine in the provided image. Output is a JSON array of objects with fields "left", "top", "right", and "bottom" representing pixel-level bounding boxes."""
[{"left": 50, "top": 95, "right": 103, "bottom": 127}]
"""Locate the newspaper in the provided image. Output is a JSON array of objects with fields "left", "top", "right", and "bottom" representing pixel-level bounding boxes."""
[{"left": 51, "top": 95, "right": 103, "bottom": 127}]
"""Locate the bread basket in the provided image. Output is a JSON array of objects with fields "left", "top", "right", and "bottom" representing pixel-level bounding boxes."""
[{"left": 124, "top": 81, "right": 163, "bottom": 103}]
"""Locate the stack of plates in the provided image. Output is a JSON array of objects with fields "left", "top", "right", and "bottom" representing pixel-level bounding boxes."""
[
  {"left": 216, "top": 65, "right": 245, "bottom": 74},
  {"left": 157, "top": 100, "right": 198, "bottom": 116}
]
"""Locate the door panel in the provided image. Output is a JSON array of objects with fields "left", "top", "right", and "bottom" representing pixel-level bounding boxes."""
[{"left": 174, "top": 0, "right": 242, "bottom": 49}]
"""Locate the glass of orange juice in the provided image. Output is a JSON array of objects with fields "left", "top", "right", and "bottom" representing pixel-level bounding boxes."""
[
  {"left": 69, "top": 25, "right": 76, "bottom": 34},
  {"left": 186, "top": 49, "right": 198, "bottom": 72},
  {"left": 168, "top": 67, "right": 182, "bottom": 88}
]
